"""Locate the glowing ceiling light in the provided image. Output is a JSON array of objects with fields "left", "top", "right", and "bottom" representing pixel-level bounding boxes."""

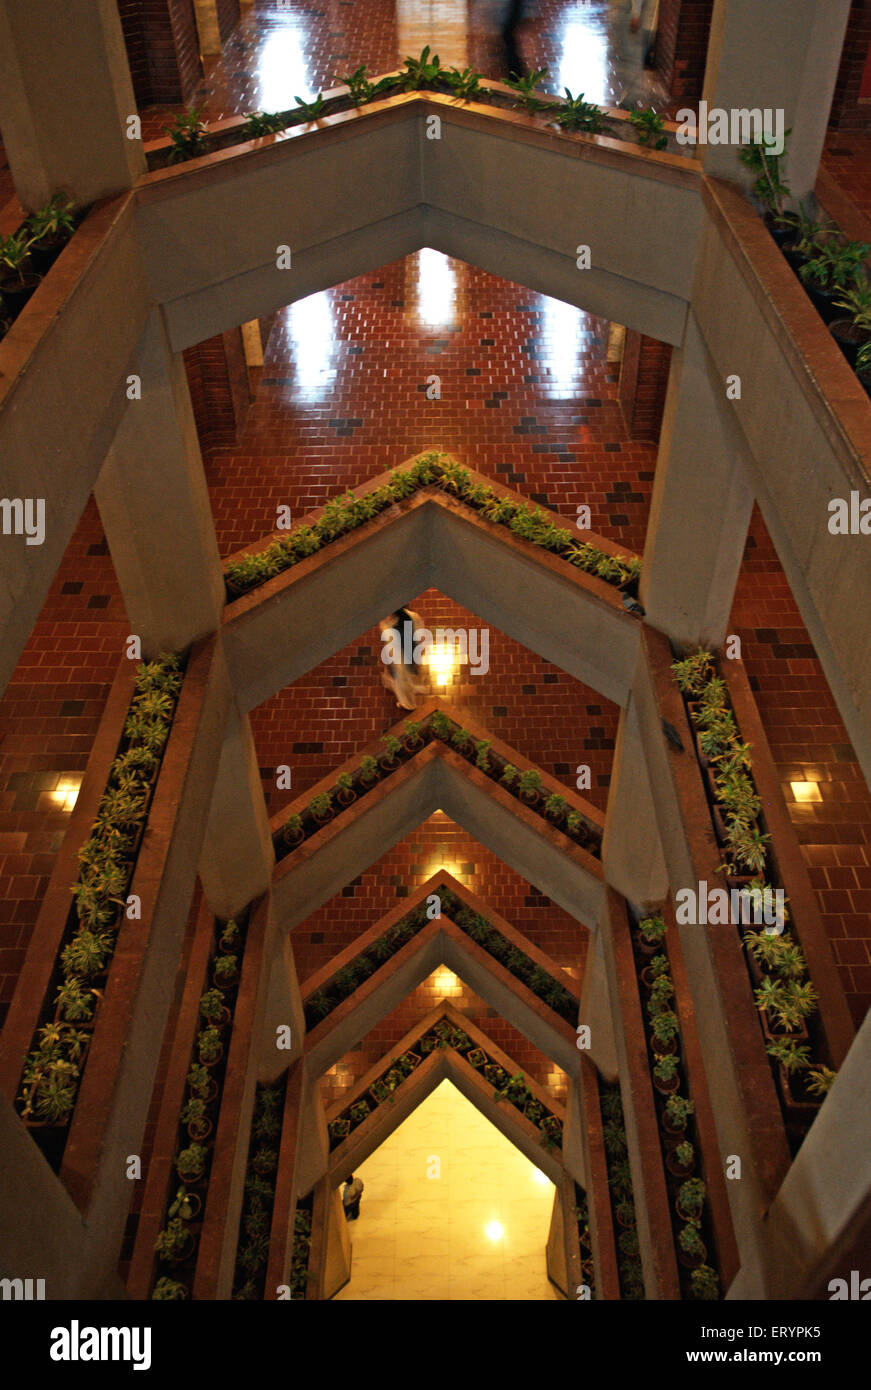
[
  {"left": 485, "top": 1220, "right": 505, "bottom": 1243},
  {"left": 790, "top": 781, "right": 822, "bottom": 803},
  {"left": 50, "top": 777, "right": 82, "bottom": 812}
]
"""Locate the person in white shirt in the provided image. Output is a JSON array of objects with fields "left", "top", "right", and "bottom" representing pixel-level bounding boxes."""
[{"left": 342, "top": 1174, "right": 364, "bottom": 1220}]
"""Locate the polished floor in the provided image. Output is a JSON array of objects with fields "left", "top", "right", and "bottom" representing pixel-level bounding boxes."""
[{"left": 332, "top": 1078, "right": 563, "bottom": 1300}]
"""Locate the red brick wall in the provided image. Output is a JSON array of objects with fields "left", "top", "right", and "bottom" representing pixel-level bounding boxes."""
[
  {"left": 656, "top": 0, "right": 714, "bottom": 103},
  {"left": 215, "top": 0, "right": 240, "bottom": 43},
  {"left": 118, "top": 0, "right": 202, "bottom": 106},
  {"left": 829, "top": 0, "right": 871, "bottom": 132},
  {"left": 618, "top": 331, "right": 673, "bottom": 442},
  {"left": 183, "top": 327, "right": 251, "bottom": 452}
]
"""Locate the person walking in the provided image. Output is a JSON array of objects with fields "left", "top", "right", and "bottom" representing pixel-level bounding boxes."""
[
  {"left": 379, "top": 605, "right": 426, "bottom": 711},
  {"left": 501, "top": 0, "right": 528, "bottom": 80},
  {"left": 342, "top": 1173, "right": 364, "bottom": 1220}
]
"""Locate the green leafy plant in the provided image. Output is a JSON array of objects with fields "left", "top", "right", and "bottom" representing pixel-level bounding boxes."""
[
  {"left": 505, "top": 68, "right": 554, "bottom": 114},
  {"left": 380, "top": 733, "right": 401, "bottom": 763},
  {"left": 243, "top": 111, "right": 286, "bottom": 137},
  {"left": 544, "top": 792, "right": 567, "bottom": 819},
  {"left": 651, "top": 1010, "right": 680, "bottom": 1046},
  {"left": 336, "top": 65, "right": 394, "bottom": 105},
  {"left": 186, "top": 1063, "right": 212, "bottom": 1098},
  {"left": 444, "top": 66, "right": 487, "bottom": 101},
  {"left": 518, "top": 768, "right": 542, "bottom": 797},
  {"left": 308, "top": 791, "right": 333, "bottom": 820},
  {"left": 293, "top": 92, "right": 326, "bottom": 121},
  {"left": 677, "top": 1177, "right": 706, "bottom": 1218},
  {"left": 358, "top": 754, "right": 379, "bottom": 783},
  {"left": 738, "top": 129, "right": 791, "bottom": 217},
  {"left": 675, "top": 1140, "right": 694, "bottom": 1169},
  {"left": 630, "top": 107, "right": 667, "bottom": 149},
  {"left": 500, "top": 762, "right": 519, "bottom": 789},
  {"left": 54, "top": 977, "right": 96, "bottom": 1023},
  {"left": 679, "top": 1222, "right": 706, "bottom": 1257},
  {"left": 282, "top": 812, "right": 303, "bottom": 844},
  {"left": 806, "top": 1065, "right": 836, "bottom": 1097},
  {"left": 754, "top": 977, "right": 818, "bottom": 1031},
  {"left": 400, "top": 46, "right": 442, "bottom": 92},
  {"left": 175, "top": 1143, "right": 207, "bottom": 1179},
  {"left": 664, "top": 1093, "right": 695, "bottom": 1129},
  {"left": 690, "top": 1264, "right": 720, "bottom": 1300},
  {"left": 653, "top": 1052, "right": 679, "bottom": 1083},
  {"left": 638, "top": 913, "right": 667, "bottom": 946},
  {"left": 0, "top": 230, "right": 33, "bottom": 283},
  {"left": 165, "top": 106, "right": 208, "bottom": 163},
  {"left": 60, "top": 929, "right": 114, "bottom": 979},
  {"left": 554, "top": 90, "right": 612, "bottom": 134},
  {"left": 197, "top": 1027, "right": 222, "bottom": 1064},
  {"left": 28, "top": 194, "right": 76, "bottom": 242},
  {"left": 765, "top": 1037, "right": 811, "bottom": 1072},
  {"left": 154, "top": 1217, "right": 190, "bottom": 1260},
  {"left": 474, "top": 739, "right": 492, "bottom": 771},
  {"left": 152, "top": 1277, "right": 188, "bottom": 1300},
  {"left": 671, "top": 648, "right": 715, "bottom": 696},
  {"left": 214, "top": 953, "right": 238, "bottom": 984},
  {"left": 199, "top": 988, "right": 225, "bottom": 1024}
]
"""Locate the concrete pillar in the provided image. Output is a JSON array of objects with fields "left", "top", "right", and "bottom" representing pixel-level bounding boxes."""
[
  {"left": 0, "top": 0, "right": 145, "bottom": 209},
  {"left": 702, "top": 0, "right": 852, "bottom": 200},
  {"left": 640, "top": 312, "right": 754, "bottom": 647},
  {"left": 95, "top": 311, "right": 226, "bottom": 657},
  {"left": 561, "top": 1077, "right": 587, "bottom": 1188},
  {"left": 603, "top": 701, "right": 668, "bottom": 907},
  {"left": 192, "top": 1, "right": 223, "bottom": 55},
  {"left": 579, "top": 926, "right": 618, "bottom": 1080},
  {"left": 320, "top": 1183, "right": 352, "bottom": 1299},
  {"left": 258, "top": 929, "right": 306, "bottom": 1082},
  {"left": 198, "top": 707, "right": 274, "bottom": 920}
]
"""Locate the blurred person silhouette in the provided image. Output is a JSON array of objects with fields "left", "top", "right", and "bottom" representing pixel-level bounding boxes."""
[
  {"left": 501, "top": 0, "right": 528, "bottom": 80},
  {"left": 379, "top": 605, "right": 426, "bottom": 711},
  {"left": 343, "top": 1173, "right": 364, "bottom": 1221}
]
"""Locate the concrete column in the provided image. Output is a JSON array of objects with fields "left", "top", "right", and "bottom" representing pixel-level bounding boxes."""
[
  {"left": 640, "top": 311, "right": 754, "bottom": 647},
  {"left": 0, "top": 0, "right": 145, "bottom": 209},
  {"left": 561, "top": 1077, "right": 587, "bottom": 1188},
  {"left": 198, "top": 707, "right": 274, "bottom": 920},
  {"left": 319, "top": 1183, "right": 352, "bottom": 1299},
  {"left": 702, "top": 0, "right": 851, "bottom": 200},
  {"left": 192, "top": 1, "right": 223, "bottom": 55},
  {"left": 603, "top": 701, "right": 668, "bottom": 907},
  {"left": 258, "top": 930, "right": 306, "bottom": 1082},
  {"left": 579, "top": 926, "right": 618, "bottom": 1080},
  {"left": 95, "top": 311, "right": 226, "bottom": 657}
]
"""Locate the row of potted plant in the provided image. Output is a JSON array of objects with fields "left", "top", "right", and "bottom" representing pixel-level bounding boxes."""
[
  {"left": 17, "top": 654, "right": 183, "bottom": 1162},
  {"left": 288, "top": 1201, "right": 314, "bottom": 1301},
  {"left": 0, "top": 194, "right": 80, "bottom": 337},
  {"left": 574, "top": 1185, "right": 596, "bottom": 1296},
  {"left": 326, "top": 1016, "right": 564, "bottom": 1154},
  {"left": 225, "top": 449, "right": 640, "bottom": 600},
  {"left": 303, "top": 884, "right": 579, "bottom": 1033},
  {"left": 153, "top": 56, "right": 675, "bottom": 172},
  {"left": 633, "top": 912, "right": 720, "bottom": 1300},
  {"left": 231, "top": 1078, "right": 287, "bottom": 1299},
  {"left": 740, "top": 132, "right": 871, "bottom": 397},
  {"left": 278, "top": 705, "right": 601, "bottom": 862},
  {"left": 598, "top": 1082, "right": 645, "bottom": 1300},
  {"left": 150, "top": 914, "right": 247, "bottom": 1299},
  {"left": 670, "top": 647, "right": 836, "bottom": 1142}
]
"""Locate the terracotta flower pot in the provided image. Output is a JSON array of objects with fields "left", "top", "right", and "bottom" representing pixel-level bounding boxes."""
[{"left": 336, "top": 787, "right": 356, "bottom": 807}]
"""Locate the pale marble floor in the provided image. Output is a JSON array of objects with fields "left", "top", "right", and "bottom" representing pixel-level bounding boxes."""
[{"left": 332, "top": 1079, "right": 563, "bottom": 1300}]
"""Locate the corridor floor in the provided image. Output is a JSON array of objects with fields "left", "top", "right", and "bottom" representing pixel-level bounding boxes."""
[{"left": 332, "top": 1079, "right": 562, "bottom": 1300}]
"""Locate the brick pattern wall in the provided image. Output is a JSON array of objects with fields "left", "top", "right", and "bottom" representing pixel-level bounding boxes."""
[
  {"left": 293, "top": 823, "right": 586, "bottom": 1107},
  {"left": 118, "top": 0, "right": 203, "bottom": 107},
  {"left": 828, "top": 0, "right": 871, "bottom": 133},
  {"left": 656, "top": 0, "right": 714, "bottom": 103},
  {"left": 618, "top": 330, "right": 673, "bottom": 441},
  {"left": 215, "top": 0, "right": 241, "bottom": 43},
  {"left": 183, "top": 327, "right": 251, "bottom": 452}
]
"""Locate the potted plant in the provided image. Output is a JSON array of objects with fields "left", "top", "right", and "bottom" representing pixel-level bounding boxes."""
[
  {"left": 154, "top": 1216, "right": 194, "bottom": 1264},
  {"left": 466, "top": 1046, "right": 488, "bottom": 1069},
  {"left": 187, "top": 1062, "right": 218, "bottom": 1104},
  {"left": 614, "top": 1198, "right": 636, "bottom": 1229},
  {"left": 450, "top": 726, "right": 473, "bottom": 756},
  {"left": 199, "top": 988, "right": 230, "bottom": 1029},
  {"left": 168, "top": 1186, "right": 201, "bottom": 1222},
  {"left": 328, "top": 1117, "right": 351, "bottom": 1144},
  {"left": 0, "top": 231, "right": 39, "bottom": 316},
  {"left": 253, "top": 1109, "right": 281, "bottom": 1144},
  {"left": 165, "top": 106, "right": 208, "bottom": 163},
  {"left": 602, "top": 1118, "right": 628, "bottom": 1156},
  {"left": 219, "top": 919, "right": 241, "bottom": 953},
  {"left": 397, "top": 1050, "right": 421, "bottom": 1076},
  {"left": 403, "top": 719, "right": 424, "bottom": 752},
  {"left": 618, "top": 1227, "right": 640, "bottom": 1259},
  {"left": 308, "top": 791, "right": 333, "bottom": 825},
  {"left": 152, "top": 1277, "right": 188, "bottom": 1300},
  {"left": 690, "top": 1265, "right": 720, "bottom": 1300},
  {"left": 324, "top": 770, "right": 353, "bottom": 812},
  {"left": 349, "top": 1099, "right": 370, "bottom": 1126},
  {"left": 641, "top": 952, "right": 670, "bottom": 991},
  {"left": 630, "top": 107, "right": 667, "bottom": 150},
  {"left": 544, "top": 792, "right": 567, "bottom": 825},
  {"left": 213, "top": 953, "right": 239, "bottom": 990},
  {"left": 358, "top": 754, "right": 379, "bottom": 788},
  {"left": 754, "top": 977, "right": 817, "bottom": 1040},
  {"left": 738, "top": 129, "right": 791, "bottom": 235},
  {"left": 518, "top": 768, "right": 542, "bottom": 806},
  {"left": 663, "top": 1092, "right": 695, "bottom": 1137},
  {"left": 181, "top": 1095, "right": 212, "bottom": 1142},
  {"left": 429, "top": 711, "right": 452, "bottom": 741},
  {"left": 652, "top": 1051, "right": 680, "bottom": 1095},
  {"left": 379, "top": 733, "right": 402, "bottom": 770},
  {"left": 253, "top": 1146, "right": 278, "bottom": 1176},
  {"left": 500, "top": 763, "right": 519, "bottom": 791},
  {"left": 650, "top": 1010, "right": 680, "bottom": 1055},
  {"left": 282, "top": 812, "right": 304, "bottom": 848},
  {"left": 175, "top": 1143, "right": 207, "bottom": 1184},
  {"left": 54, "top": 977, "right": 99, "bottom": 1025},
  {"left": 483, "top": 1062, "right": 508, "bottom": 1089},
  {"left": 678, "top": 1220, "right": 707, "bottom": 1270},
  {"left": 197, "top": 1026, "right": 223, "bottom": 1068},
  {"left": 495, "top": 1071, "right": 531, "bottom": 1108},
  {"left": 799, "top": 236, "right": 871, "bottom": 323},
  {"left": 676, "top": 1177, "right": 706, "bottom": 1222},
  {"left": 540, "top": 1114, "right": 562, "bottom": 1150},
  {"left": 60, "top": 928, "right": 114, "bottom": 980},
  {"left": 636, "top": 913, "right": 667, "bottom": 956},
  {"left": 27, "top": 194, "right": 76, "bottom": 273},
  {"left": 667, "top": 1138, "right": 696, "bottom": 1178}
]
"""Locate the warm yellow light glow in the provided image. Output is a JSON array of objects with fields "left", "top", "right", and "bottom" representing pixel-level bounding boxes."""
[
  {"left": 790, "top": 780, "right": 822, "bottom": 803},
  {"left": 415, "top": 248, "right": 457, "bottom": 326},
  {"left": 432, "top": 967, "right": 460, "bottom": 997},
  {"left": 532, "top": 1168, "right": 550, "bottom": 1186},
  {"left": 50, "top": 777, "right": 82, "bottom": 812},
  {"left": 485, "top": 1220, "right": 505, "bottom": 1243},
  {"left": 426, "top": 641, "right": 457, "bottom": 687}
]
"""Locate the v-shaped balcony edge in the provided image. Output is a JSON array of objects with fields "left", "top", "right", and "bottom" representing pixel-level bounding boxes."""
[
  {"left": 222, "top": 477, "right": 640, "bottom": 712},
  {"left": 302, "top": 908, "right": 579, "bottom": 1078},
  {"left": 323, "top": 1002, "right": 567, "bottom": 1187},
  {"left": 271, "top": 744, "right": 604, "bottom": 935}
]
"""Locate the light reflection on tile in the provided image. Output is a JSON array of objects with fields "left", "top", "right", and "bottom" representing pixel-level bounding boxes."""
[{"left": 332, "top": 1079, "right": 562, "bottom": 1300}]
